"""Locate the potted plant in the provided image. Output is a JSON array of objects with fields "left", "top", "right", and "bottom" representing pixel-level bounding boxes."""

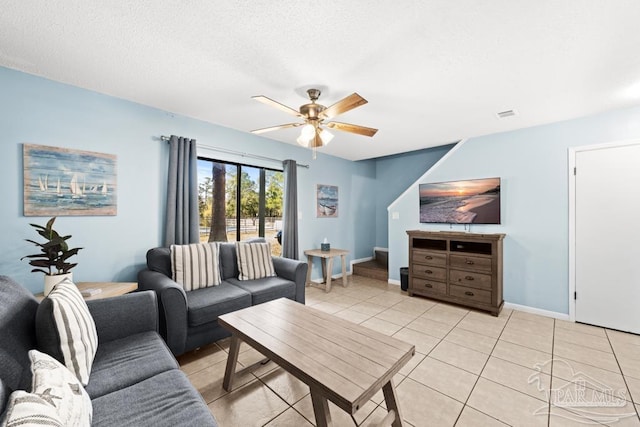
[{"left": 21, "top": 217, "right": 83, "bottom": 296}]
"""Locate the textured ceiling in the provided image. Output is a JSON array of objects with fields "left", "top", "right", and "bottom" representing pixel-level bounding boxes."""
[{"left": 2, "top": 1, "right": 640, "bottom": 160}]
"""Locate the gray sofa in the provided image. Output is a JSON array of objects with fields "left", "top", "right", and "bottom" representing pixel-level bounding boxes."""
[
  {"left": 138, "top": 242, "right": 308, "bottom": 356},
  {"left": 0, "top": 275, "right": 217, "bottom": 427}
]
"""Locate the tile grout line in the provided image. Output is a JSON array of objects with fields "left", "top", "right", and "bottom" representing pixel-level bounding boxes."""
[
  {"left": 257, "top": 374, "right": 311, "bottom": 427},
  {"left": 603, "top": 329, "right": 640, "bottom": 423},
  {"left": 181, "top": 278, "right": 640, "bottom": 426},
  {"left": 452, "top": 307, "right": 514, "bottom": 426},
  {"left": 551, "top": 323, "right": 612, "bottom": 427},
  {"left": 547, "top": 318, "right": 555, "bottom": 427}
]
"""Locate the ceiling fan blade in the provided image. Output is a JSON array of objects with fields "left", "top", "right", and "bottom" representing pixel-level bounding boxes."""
[
  {"left": 252, "top": 96, "right": 302, "bottom": 117},
  {"left": 325, "top": 121, "right": 378, "bottom": 137},
  {"left": 320, "top": 93, "right": 368, "bottom": 119},
  {"left": 250, "top": 123, "right": 303, "bottom": 134}
]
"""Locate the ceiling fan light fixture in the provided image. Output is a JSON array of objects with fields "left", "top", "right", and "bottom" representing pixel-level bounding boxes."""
[
  {"left": 297, "top": 123, "right": 315, "bottom": 146},
  {"left": 300, "top": 123, "right": 315, "bottom": 139},
  {"left": 319, "top": 128, "right": 334, "bottom": 145},
  {"left": 296, "top": 134, "right": 310, "bottom": 147},
  {"left": 252, "top": 88, "right": 377, "bottom": 159}
]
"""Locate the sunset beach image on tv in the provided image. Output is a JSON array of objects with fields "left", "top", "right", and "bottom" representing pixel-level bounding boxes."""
[{"left": 419, "top": 178, "right": 501, "bottom": 224}]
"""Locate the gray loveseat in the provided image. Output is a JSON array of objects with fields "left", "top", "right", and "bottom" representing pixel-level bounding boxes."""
[
  {"left": 0, "top": 275, "right": 217, "bottom": 427},
  {"left": 138, "top": 242, "right": 308, "bottom": 356}
]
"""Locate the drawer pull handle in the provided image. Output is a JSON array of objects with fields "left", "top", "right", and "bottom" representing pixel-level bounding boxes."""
[
  {"left": 425, "top": 256, "right": 433, "bottom": 260},
  {"left": 465, "top": 291, "right": 474, "bottom": 296},
  {"left": 466, "top": 260, "right": 474, "bottom": 265},
  {"left": 465, "top": 276, "right": 474, "bottom": 281},
  {"left": 425, "top": 284, "right": 433, "bottom": 288},
  {"left": 425, "top": 270, "right": 433, "bottom": 274}
]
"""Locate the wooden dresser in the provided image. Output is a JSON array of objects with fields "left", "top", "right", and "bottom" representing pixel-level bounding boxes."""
[{"left": 406, "top": 230, "right": 505, "bottom": 316}]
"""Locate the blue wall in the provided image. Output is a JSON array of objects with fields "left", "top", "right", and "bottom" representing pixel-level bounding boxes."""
[
  {"left": 0, "top": 67, "right": 377, "bottom": 293},
  {"left": 388, "top": 106, "right": 640, "bottom": 315},
  {"left": 371, "top": 145, "right": 454, "bottom": 248}
]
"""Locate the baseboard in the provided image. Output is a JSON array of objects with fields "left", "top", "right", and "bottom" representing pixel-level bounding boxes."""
[
  {"left": 504, "top": 302, "right": 569, "bottom": 321},
  {"left": 307, "top": 256, "right": 363, "bottom": 283},
  {"left": 309, "top": 277, "right": 571, "bottom": 319},
  {"left": 351, "top": 256, "right": 373, "bottom": 266},
  {"left": 309, "top": 271, "right": 352, "bottom": 284}
]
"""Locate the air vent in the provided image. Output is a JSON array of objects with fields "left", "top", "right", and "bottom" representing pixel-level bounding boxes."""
[{"left": 496, "top": 109, "right": 517, "bottom": 119}]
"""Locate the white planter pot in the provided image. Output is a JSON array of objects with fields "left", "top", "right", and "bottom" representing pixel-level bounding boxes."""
[{"left": 44, "top": 272, "right": 73, "bottom": 296}]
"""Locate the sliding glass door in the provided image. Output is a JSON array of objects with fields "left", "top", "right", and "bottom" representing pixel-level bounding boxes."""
[{"left": 197, "top": 158, "right": 283, "bottom": 255}]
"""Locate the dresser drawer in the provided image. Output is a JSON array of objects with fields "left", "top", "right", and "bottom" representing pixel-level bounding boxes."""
[
  {"left": 449, "top": 284, "right": 492, "bottom": 305},
  {"left": 412, "top": 264, "right": 446, "bottom": 281},
  {"left": 449, "top": 254, "right": 492, "bottom": 273},
  {"left": 450, "top": 269, "right": 492, "bottom": 290},
  {"left": 411, "top": 278, "right": 447, "bottom": 295},
  {"left": 412, "top": 250, "right": 447, "bottom": 266}
]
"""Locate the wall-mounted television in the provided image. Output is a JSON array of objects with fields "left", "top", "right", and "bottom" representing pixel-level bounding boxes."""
[{"left": 419, "top": 177, "right": 501, "bottom": 224}]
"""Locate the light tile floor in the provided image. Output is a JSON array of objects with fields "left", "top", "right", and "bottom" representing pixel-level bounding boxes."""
[{"left": 179, "top": 276, "right": 640, "bottom": 427}]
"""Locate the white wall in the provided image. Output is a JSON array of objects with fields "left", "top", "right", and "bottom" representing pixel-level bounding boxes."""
[{"left": 388, "top": 106, "right": 640, "bottom": 314}]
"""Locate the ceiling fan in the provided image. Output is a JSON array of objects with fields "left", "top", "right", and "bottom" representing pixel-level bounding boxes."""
[{"left": 250, "top": 88, "right": 378, "bottom": 157}]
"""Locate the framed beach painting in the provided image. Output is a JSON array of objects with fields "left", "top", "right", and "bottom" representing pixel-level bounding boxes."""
[
  {"left": 316, "top": 184, "right": 338, "bottom": 218},
  {"left": 23, "top": 144, "right": 117, "bottom": 216}
]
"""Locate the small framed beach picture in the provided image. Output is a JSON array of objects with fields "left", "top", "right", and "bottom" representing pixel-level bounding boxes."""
[
  {"left": 316, "top": 184, "right": 338, "bottom": 218},
  {"left": 23, "top": 144, "right": 117, "bottom": 216}
]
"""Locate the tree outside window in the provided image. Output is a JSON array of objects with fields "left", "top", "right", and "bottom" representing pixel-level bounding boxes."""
[{"left": 197, "top": 158, "right": 283, "bottom": 256}]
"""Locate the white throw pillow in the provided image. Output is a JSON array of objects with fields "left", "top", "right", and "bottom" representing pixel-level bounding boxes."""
[
  {"left": 1, "top": 350, "right": 92, "bottom": 427},
  {"left": 46, "top": 279, "right": 98, "bottom": 385},
  {"left": 171, "top": 242, "right": 222, "bottom": 291},
  {"left": 236, "top": 242, "right": 276, "bottom": 280}
]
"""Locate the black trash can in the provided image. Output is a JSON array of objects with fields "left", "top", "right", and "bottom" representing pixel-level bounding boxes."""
[{"left": 400, "top": 267, "right": 409, "bottom": 291}]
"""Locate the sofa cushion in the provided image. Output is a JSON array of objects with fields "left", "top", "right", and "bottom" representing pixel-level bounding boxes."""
[
  {"left": 171, "top": 242, "right": 222, "bottom": 290},
  {"left": 85, "top": 331, "right": 178, "bottom": 399},
  {"left": 218, "top": 242, "right": 239, "bottom": 280},
  {"left": 0, "top": 276, "right": 39, "bottom": 416},
  {"left": 146, "top": 247, "right": 172, "bottom": 277},
  {"left": 186, "top": 282, "right": 251, "bottom": 327},
  {"left": 91, "top": 370, "right": 217, "bottom": 427},
  {"left": 36, "top": 279, "right": 98, "bottom": 386},
  {"left": 235, "top": 242, "right": 276, "bottom": 280},
  {"left": 226, "top": 277, "right": 296, "bottom": 305}
]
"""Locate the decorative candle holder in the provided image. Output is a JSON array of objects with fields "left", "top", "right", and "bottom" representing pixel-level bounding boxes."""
[{"left": 321, "top": 243, "right": 330, "bottom": 252}]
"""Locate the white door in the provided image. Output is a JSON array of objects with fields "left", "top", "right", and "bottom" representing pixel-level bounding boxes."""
[{"left": 575, "top": 143, "right": 640, "bottom": 334}]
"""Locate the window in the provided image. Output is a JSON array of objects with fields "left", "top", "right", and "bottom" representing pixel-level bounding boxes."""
[{"left": 197, "top": 158, "right": 284, "bottom": 256}]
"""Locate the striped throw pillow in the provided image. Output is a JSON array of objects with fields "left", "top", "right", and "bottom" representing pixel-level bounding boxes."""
[
  {"left": 170, "top": 242, "right": 221, "bottom": 291},
  {"left": 236, "top": 242, "right": 276, "bottom": 280},
  {"left": 46, "top": 279, "right": 98, "bottom": 386}
]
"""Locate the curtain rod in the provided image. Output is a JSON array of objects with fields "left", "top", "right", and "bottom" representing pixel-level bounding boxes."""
[{"left": 160, "top": 135, "right": 309, "bottom": 168}]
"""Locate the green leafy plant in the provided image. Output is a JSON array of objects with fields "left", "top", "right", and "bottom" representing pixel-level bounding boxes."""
[{"left": 21, "top": 217, "right": 82, "bottom": 275}]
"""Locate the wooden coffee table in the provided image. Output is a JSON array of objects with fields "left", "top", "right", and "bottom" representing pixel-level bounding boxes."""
[{"left": 219, "top": 298, "right": 415, "bottom": 427}]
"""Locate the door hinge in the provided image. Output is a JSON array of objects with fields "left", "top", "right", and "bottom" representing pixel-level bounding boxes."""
[
  {"left": 573, "top": 167, "right": 576, "bottom": 176},
  {"left": 574, "top": 291, "right": 577, "bottom": 300}
]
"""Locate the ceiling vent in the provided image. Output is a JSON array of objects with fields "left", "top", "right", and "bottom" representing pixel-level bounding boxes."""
[{"left": 496, "top": 109, "right": 517, "bottom": 119}]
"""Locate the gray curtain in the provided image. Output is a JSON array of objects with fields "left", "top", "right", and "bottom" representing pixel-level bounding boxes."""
[
  {"left": 164, "top": 135, "right": 199, "bottom": 246},
  {"left": 282, "top": 159, "right": 298, "bottom": 259}
]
